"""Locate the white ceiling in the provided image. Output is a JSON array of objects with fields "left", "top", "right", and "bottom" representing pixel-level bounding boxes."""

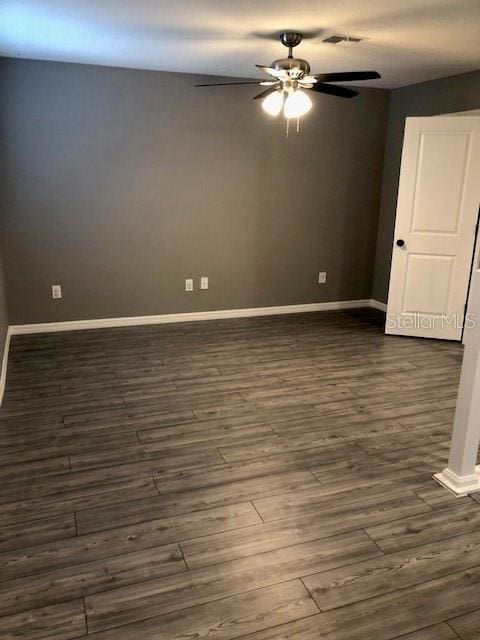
[{"left": 1, "top": 0, "right": 479, "bottom": 89}]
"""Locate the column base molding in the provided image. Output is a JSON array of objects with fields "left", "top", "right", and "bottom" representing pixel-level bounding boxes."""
[{"left": 433, "top": 466, "right": 480, "bottom": 497}]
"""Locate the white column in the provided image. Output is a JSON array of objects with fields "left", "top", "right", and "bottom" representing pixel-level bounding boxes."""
[{"left": 434, "top": 269, "right": 480, "bottom": 496}]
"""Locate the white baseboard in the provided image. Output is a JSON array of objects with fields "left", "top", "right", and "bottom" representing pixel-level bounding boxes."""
[
  {"left": 9, "top": 299, "right": 376, "bottom": 335},
  {"left": 370, "top": 299, "right": 388, "bottom": 312},
  {"left": 0, "top": 328, "right": 12, "bottom": 407}
]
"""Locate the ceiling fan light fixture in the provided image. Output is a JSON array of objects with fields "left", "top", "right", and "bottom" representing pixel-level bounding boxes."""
[
  {"left": 196, "top": 31, "right": 381, "bottom": 132},
  {"left": 262, "top": 90, "right": 284, "bottom": 117},
  {"left": 283, "top": 89, "right": 312, "bottom": 119}
]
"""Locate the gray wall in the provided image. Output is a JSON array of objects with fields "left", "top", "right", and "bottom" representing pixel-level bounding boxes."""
[
  {"left": 372, "top": 70, "right": 480, "bottom": 303},
  {"left": 0, "top": 58, "right": 389, "bottom": 324}
]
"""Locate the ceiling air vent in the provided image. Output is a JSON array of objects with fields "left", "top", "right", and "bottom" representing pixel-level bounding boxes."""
[{"left": 323, "top": 35, "right": 363, "bottom": 45}]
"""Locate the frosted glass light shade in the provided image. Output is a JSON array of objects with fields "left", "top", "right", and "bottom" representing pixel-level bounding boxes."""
[
  {"left": 284, "top": 90, "right": 312, "bottom": 118},
  {"left": 262, "top": 91, "right": 284, "bottom": 116}
]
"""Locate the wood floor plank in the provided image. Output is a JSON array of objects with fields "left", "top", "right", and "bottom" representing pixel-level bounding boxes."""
[
  {"left": 123, "top": 390, "right": 247, "bottom": 410},
  {"left": 137, "top": 417, "right": 272, "bottom": 445},
  {"left": 0, "top": 513, "right": 76, "bottom": 552},
  {"left": 0, "top": 396, "right": 124, "bottom": 419},
  {"left": 365, "top": 502, "right": 480, "bottom": 553},
  {"left": 193, "top": 403, "right": 320, "bottom": 424},
  {"left": 69, "top": 445, "right": 223, "bottom": 473},
  {"left": 0, "top": 600, "right": 86, "bottom": 640},
  {"left": 372, "top": 443, "right": 451, "bottom": 469},
  {"left": 85, "top": 531, "right": 376, "bottom": 632},
  {"left": 221, "top": 423, "right": 450, "bottom": 464},
  {"left": 152, "top": 445, "right": 364, "bottom": 498},
  {"left": 310, "top": 458, "right": 436, "bottom": 488},
  {"left": 355, "top": 424, "right": 451, "bottom": 453},
  {"left": 180, "top": 493, "right": 429, "bottom": 569},
  {"left": 395, "top": 625, "right": 458, "bottom": 639},
  {"left": 253, "top": 472, "right": 432, "bottom": 521},
  {"left": 217, "top": 424, "right": 410, "bottom": 462},
  {"left": 314, "top": 399, "right": 456, "bottom": 422},
  {"left": 0, "top": 430, "right": 140, "bottom": 465},
  {"left": 237, "top": 566, "right": 480, "bottom": 640},
  {"left": 395, "top": 409, "right": 455, "bottom": 427},
  {"left": 113, "top": 365, "right": 221, "bottom": 384},
  {"left": 0, "top": 456, "right": 70, "bottom": 481},
  {"left": 85, "top": 580, "right": 318, "bottom": 639},
  {"left": 76, "top": 468, "right": 319, "bottom": 534},
  {"left": 0, "top": 477, "right": 159, "bottom": 525},
  {"left": 448, "top": 608, "right": 480, "bottom": 639},
  {"left": 415, "top": 485, "right": 471, "bottom": 508},
  {"left": 471, "top": 493, "right": 480, "bottom": 505},
  {"left": 303, "top": 529, "right": 480, "bottom": 610},
  {"left": 0, "top": 464, "right": 161, "bottom": 504},
  {"left": 0, "top": 543, "right": 186, "bottom": 616},
  {"left": 268, "top": 413, "right": 439, "bottom": 437},
  {"left": 0, "top": 502, "right": 260, "bottom": 580},
  {"left": 62, "top": 407, "right": 196, "bottom": 428}
]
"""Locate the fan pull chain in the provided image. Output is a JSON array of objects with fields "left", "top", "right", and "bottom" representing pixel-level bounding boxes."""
[{"left": 285, "top": 117, "right": 302, "bottom": 137}]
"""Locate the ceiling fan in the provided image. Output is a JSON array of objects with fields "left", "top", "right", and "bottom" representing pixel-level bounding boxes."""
[{"left": 196, "top": 32, "right": 380, "bottom": 126}]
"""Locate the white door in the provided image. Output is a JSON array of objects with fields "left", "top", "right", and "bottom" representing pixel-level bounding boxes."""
[{"left": 386, "top": 116, "right": 480, "bottom": 340}]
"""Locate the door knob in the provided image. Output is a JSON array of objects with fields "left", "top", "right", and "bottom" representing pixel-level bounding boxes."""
[{"left": 396, "top": 239, "right": 405, "bottom": 247}]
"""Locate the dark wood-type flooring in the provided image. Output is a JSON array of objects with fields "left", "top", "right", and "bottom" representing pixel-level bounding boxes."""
[{"left": 0, "top": 308, "right": 479, "bottom": 640}]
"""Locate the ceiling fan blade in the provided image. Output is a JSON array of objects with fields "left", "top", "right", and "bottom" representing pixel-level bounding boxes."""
[
  {"left": 309, "top": 83, "right": 359, "bottom": 98},
  {"left": 312, "top": 71, "right": 380, "bottom": 83},
  {"left": 195, "top": 81, "right": 261, "bottom": 87},
  {"left": 255, "top": 64, "right": 280, "bottom": 77},
  {"left": 253, "top": 87, "right": 278, "bottom": 100}
]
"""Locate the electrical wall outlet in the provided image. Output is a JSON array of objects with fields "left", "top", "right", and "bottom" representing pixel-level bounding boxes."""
[
  {"left": 318, "top": 272, "right": 327, "bottom": 284},
  {"left": 200, "top": 276, "right": 209, "bottom": 290},
  {"left": 51, "top": 284, "right": 62, "bottom": 299},
  {"left": 185, "top": 278, "right": 193, "bottom": 292}
]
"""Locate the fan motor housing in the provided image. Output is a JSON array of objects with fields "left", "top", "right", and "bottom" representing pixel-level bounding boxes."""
[
  {"left": 280, "top": 32, "right": 303, "bottom": 49},
  {"left": 272, "top": 57, "right": 310, "bottom": 78}
]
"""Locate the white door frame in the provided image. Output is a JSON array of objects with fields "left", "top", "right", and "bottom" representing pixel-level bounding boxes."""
[
  {"left": 434, "top": 269, "right": 480, "bottom": 495},
  {"left": 446, "top": 111, "right": 480, "bottom": 328}
]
